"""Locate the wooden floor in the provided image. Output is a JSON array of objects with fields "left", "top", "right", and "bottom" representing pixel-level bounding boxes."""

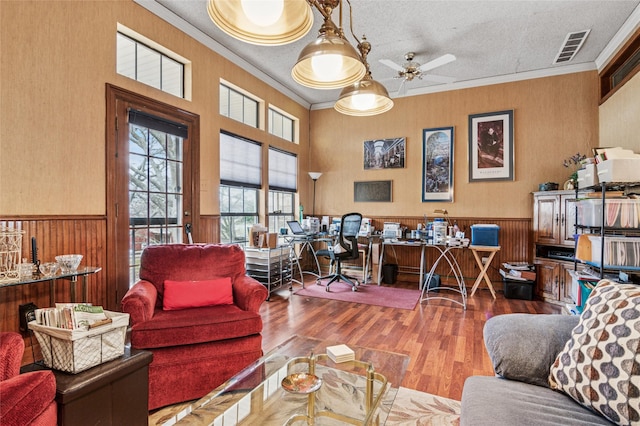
[{"left": 260, "top": 278, "right": 560, "bottom": 401}]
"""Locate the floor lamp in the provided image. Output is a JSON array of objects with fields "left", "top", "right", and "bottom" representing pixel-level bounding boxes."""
[{"left": 308, "top": 172, "right": 322, "bottom": 216}]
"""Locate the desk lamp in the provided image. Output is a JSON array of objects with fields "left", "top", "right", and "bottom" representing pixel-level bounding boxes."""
[
  {"left": 308, "top": 172, "right": 322, "bottom": 216},
  {"left": 433, "top": 209, "right": 451, "bottom": 227}
]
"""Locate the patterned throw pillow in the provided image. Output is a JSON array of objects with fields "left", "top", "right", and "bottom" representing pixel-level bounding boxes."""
[{"left": 549, "top": 280, "right": 640, "bottom": 425}]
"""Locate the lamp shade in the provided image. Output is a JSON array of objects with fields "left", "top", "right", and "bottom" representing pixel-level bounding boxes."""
[
  {"left": 291, "top": 25, "right": 366, "bottom": 90},
  {"left": 207, "top": 0, "right": 313, "bottom": 46},
  {"left": 334, "top": 75, "right": 394, "bottom": 116},
  {"left": 308, "top": 172, "right": 323, "bottom": 180}
]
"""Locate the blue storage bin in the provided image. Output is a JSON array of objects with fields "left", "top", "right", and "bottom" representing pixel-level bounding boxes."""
[{"left": 471, "top": 224, "right": 500, "bottom": 246}]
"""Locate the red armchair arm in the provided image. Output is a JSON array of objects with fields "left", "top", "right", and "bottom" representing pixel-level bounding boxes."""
[
  {"left": 0, "top": 370, "right": 57, "bottom": 426},
  {"left": 121, "top": 280, "right": 158, "bottom": 324},
  {"left": 0, "top": 332, "right": 22, "bottom": 381},
  {"left": 232, "top": 275, "right": 268, "bottom": 312}
]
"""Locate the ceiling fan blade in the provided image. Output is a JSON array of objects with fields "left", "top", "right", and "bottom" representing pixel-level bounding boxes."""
[
  {"left": 419, "top": 54, "right": 456, "bottom": 72},
  {"left": 379, "top": 59, "right": 405, "bottom": 72},
  {"left": 397, "top": 79, "right": 407, "bottom": 96},
  {"left": 421, "top": 74, "right": 456, "bottom": 84}
]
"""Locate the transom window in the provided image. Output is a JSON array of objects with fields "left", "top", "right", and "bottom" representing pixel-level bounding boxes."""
[
  {"left": 220, "top": 83, "right": 259, "bottom": 128},
  {"left": 116, "top": 32, "right": 185, "bottom": 98},
  {"left": 268, "top": 107, "right": 296, "bottom": 143}
]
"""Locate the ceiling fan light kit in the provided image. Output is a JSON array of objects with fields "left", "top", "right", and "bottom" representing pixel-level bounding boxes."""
[{"left": 380, "top": 51, "right": 457, "bottom": 96}]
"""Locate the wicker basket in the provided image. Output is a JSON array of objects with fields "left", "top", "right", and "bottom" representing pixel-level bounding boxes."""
[
  {"left": 28, "top": 311, "right": 129, "bottom": 374},
  {"left": 0, "top": 227, "right": 24, "bottom": 283}
]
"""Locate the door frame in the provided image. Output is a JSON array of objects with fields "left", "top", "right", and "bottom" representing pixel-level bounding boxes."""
[{"left": 106, "top": 84, "right": 200, "bottom": 310}]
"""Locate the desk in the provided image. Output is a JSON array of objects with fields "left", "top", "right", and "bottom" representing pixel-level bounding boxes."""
[
  {"left": 377, "top": 240, "right": 426, "bottom": 288},
  {"left": 282, "top": 235, "right": 333, "bottom": 279},
  {"left": 421, "top": 244, "right": 467, "bottom": 309},
  {"left": 469, "top": 245, "right": 501, "bottom": 299}
]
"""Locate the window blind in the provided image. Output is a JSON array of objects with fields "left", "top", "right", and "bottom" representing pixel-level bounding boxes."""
[
  {"left": 220, "top": 131, "right": 261, "bottom": 187},
  {"left": 269, "top": 148, "right": 297, "bottom": 192}
]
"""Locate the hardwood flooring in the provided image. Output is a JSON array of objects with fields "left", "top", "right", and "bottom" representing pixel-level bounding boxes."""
[{"left": 260, "top": 279, "right": 560, "bottom": 401}]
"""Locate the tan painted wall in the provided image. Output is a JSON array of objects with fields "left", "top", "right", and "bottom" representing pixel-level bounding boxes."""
[
  {"left": 309, "top": 72, "right": 600, "bottom": 219},
  {"left": 0, "top": 1, "right": 310, "bottom": 216},
  {"left": 599, "top": 72, "right": 640, "bottom": 150}
]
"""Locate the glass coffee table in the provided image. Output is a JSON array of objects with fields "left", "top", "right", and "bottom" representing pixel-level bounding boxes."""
[{"left": 163, "top": 336, "right": 409, "bottom": 425}]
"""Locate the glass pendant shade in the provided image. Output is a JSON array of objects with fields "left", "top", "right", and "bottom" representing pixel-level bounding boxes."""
[
  {"left": 334, "top": 76, "right": 394, "bottom": 116},
  {"left": 291, "top": 28, "right": 366, "bottom": 89},
  {"left": 207, "top": 0, "right": 313, "bottom": 46}
]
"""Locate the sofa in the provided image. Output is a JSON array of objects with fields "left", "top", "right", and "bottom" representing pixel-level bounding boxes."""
[
  {"left": 0, "top": 332, "right": 57, "bottom": 426},
  {"left": 121, "top": 243, "right": 268, "bottom": 409},
  {"left": 461, "top": 279, "right": 640, "bottom": 425}
]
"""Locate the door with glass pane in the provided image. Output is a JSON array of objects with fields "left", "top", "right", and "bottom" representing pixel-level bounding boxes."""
[{"left": 107, "top": 85, "right": 199, "bottom": 308}]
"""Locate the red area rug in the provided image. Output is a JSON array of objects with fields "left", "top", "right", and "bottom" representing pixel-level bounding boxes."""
[{"left": 294, "top": 281, "right": 421, "bottom": 310}]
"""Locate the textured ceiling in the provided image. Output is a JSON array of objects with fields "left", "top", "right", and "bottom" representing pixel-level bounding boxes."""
[{"left": 139, "top": 0, "right": 640, "bottom": 108}]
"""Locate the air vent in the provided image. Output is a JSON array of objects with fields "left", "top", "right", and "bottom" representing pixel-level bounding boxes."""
[{"left": 553, "top": 29, "right": 591, "bottom": 64}]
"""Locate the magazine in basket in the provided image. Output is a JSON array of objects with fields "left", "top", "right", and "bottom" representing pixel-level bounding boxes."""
[{"left": 28, "top": 310, "right": 129, "bottom": 374}]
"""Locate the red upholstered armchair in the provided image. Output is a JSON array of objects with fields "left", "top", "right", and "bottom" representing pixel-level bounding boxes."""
[
  {"left": 121, "top": 243, "right": 268, "bottom": 410},
  {"left": 0, "top": 332, "right": 57, "bottom": 426}
]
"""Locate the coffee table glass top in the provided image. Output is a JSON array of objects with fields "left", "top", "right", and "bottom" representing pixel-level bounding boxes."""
[{"left": 164, "top": 336, "right": 409, "bottom": 425}]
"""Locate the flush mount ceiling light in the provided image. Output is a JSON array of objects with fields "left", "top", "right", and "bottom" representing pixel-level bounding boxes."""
[
  {"left": 207, "top": 0, "right": 314, "bottom": 46},
  {"left": 334, "top": 37, "right": 393, "bottom": 116}
]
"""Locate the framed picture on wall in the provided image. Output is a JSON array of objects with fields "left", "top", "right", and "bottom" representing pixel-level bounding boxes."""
[
  {"left": 422, "top": 127, "right": 454, "bottom": 202},
  {"left": 363, "top": 137, "right": 405, "bottom": 170},
  {"left": 468, "top": 110, "right": 514, "bottom": 181}
]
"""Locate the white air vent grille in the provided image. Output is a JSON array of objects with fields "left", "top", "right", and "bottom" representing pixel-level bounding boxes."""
[{"left": 553, "top": 29, "right": 590, "bottom": 64}]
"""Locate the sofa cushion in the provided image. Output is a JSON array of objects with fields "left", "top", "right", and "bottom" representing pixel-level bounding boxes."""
[
  {"left": 484, "top": 313, "right": 579, "bottom": 388},
  {"left": 549, "top": 280, "right": 640, "bottom": 425},
  {"left": 461, "top": 376, "right": 613, "bottom": 426},
  {"left": 130, "top": 304, "right": 263, "bottom": 349},
  {"left": 163, "top": 277, "right": 233, "bottom": 310}
]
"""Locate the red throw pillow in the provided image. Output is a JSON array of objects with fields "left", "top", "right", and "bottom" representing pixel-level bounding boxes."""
[{"left": 163, "top": 277, "right": 233, "bottom": 310}]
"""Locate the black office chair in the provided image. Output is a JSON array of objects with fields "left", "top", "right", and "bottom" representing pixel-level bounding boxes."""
[{"left": 316, "top": 212, "right": 363, "bottom": 292}]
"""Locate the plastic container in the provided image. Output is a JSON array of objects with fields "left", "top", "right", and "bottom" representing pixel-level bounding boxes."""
[
  {"left": 433, "top": 219, "right": 447, "bottom": 245},
  {"left": 471, "top": 224, "right": 500, "bottom": 246},
  {"left": 502, "top": 278, "right": 535, "bottom": 300},
  {"left": 577, "top": 198, "right": 640, "bottom": 228},
  {"left": 596, "top": 159, "right": 640, "bottom": 183},
  {"left": 588, "top": 235, "right": 640, "bottom": 267}
]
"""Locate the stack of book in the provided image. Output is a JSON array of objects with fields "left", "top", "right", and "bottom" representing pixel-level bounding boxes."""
[
  {"left": 500, "top": 262, "right": 536, "bottom": 281},
  {"left": 326, "top": 344, "right": 355, "bottom": 363}
]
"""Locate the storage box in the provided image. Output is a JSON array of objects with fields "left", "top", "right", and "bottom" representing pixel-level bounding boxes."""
[
  {"left": 577, "top": 198, "right": 640, "bottom": 228},
  {"left": 588, "top": 235, "right": 640, "bottom": 267},
  {"left": 596, "top": 158, "right": 640, "bottom": 183},
  {"left": 28, "top": 311, "right": 129, "bottom": 374},
  {"left": 471, "top": 224, "right": 500, "bottom": 246},
  {"left": 576, "top": 164, "right": 598, "bottom": 188},
  {"left": 503, "top": 278, "right": 535, "bottom": 300}
]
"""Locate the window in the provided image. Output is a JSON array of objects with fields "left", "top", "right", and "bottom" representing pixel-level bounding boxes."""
[
  {"left": 268, "top": 107, "right": 296, "bottom": 142},
  {"left": 116, "top": 32, "right": 185, "bottom": 98},
  {"left": 268, "top": 148, "right": 297, "bottom": 232},
  {"left": 219, "top": 132, "right": 262, "bottom": 243},
  {"left": 220, "top": 83, "right": 259, "bottom": 128}
]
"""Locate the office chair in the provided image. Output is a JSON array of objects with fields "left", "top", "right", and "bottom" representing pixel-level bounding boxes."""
[{"left": 316, "top": 212, "right": 363, "bottom": 292}]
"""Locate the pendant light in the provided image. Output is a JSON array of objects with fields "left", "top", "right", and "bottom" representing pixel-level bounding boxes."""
[
  {"left": 334, "top": 38, "right": 393, "bottom": 116},
  {"left": 291, "top": 8, "right": 366, "bottom": 89},
  {"left": 207, "top": 0, "right": 314, "bottom": 46}
]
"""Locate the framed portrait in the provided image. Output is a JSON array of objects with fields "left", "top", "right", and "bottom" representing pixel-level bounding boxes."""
[
  {"left": 363, "top": 137, "right": 405, "bottom": 170},
  {"left": 468, "top": 110, "right": 514, "bottom": 181},
  {"left": 422, "top": 127, "right": 454, "bottom": 202}
]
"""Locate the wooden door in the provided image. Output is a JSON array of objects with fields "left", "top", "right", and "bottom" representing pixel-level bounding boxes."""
[
  {"left": 560, "top": 195, "right": 579, "bottom": 246},
  {"left": 533, "top": 194, "right": 560, "bottom": 244},
  {"left": 535, "top": 258, "right": 559, "bottom": 300}
]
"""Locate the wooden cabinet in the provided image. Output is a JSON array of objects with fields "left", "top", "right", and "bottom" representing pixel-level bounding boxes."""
[
  {"left": 534, "top": 258, "right": 574, "bottom": 303},
  {"left": 533, "top": 190, "right": 582, "bottom": 247}
]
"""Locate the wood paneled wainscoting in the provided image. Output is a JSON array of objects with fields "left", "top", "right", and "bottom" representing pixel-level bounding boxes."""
[
  {"left": 0, "top": 216, "right": 107, "bottom": 356},
  {"left": 363, "top": 217, "right": 532, "bottom": 287}
]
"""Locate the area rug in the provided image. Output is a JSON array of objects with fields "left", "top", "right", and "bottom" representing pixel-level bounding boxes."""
[{"left": 294, "top": 281, "right": 421, "bottom": 310}]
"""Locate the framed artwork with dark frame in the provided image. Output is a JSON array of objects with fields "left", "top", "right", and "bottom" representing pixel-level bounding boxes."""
[
  {"left": 363, "top": 137, "right": 405, "bottom": 170},
  {"left": 422, "top": 127, "right": 454, "bottom": 202},
  {"left": 468, "top": 110, "right": 514, "bottom": 181},
  {"left": 354, "top": 180, "right": 392, "bottom": 202}
]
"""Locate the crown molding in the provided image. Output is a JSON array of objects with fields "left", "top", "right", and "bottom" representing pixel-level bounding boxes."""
[{"left": 595, "top": 3, "right": 640, "bottom": 71}]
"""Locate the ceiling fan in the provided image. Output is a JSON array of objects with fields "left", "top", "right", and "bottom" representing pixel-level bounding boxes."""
[{"left": 379, "top": 52, "right": 456, "bottom": 96}]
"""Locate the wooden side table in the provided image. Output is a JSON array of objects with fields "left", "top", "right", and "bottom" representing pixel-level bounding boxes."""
[
  {"left": 22, "top": 346, "right": 152, "bottom": 425},
  {"left": 469, "top": 245, "right": 501, "bottom": 299}
]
